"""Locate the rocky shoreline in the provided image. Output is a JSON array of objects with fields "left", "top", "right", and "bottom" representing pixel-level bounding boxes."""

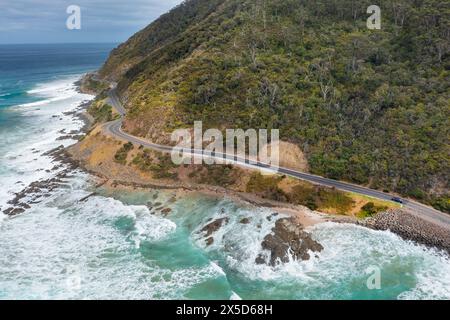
[
  {"left": 196, "top": 213, "right": 323, "bottom": 266},
  {"left": 3, "top": 146, "right": 82, "bottom": 216},
  {"left": 364, "top": 209, "right": 450, "bottom": 254},
  {"left": 2, "top": 100, "right": 93, "bottom": 217},
  {"left": 4, "top": 86, "right": 449, "bottom": 260}
]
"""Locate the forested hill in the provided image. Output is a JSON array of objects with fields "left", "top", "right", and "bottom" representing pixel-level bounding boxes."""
[{"left": 98, "top": 0, "right": 450, "bottom": 212}]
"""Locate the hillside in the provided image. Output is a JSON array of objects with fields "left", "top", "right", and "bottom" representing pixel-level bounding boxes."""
[{"left": 97, "top": 0, "right": 450, "bottom": 212}]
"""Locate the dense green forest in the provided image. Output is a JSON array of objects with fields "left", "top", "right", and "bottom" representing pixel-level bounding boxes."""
[{"left": 99, "top": 0, "right": 450, "bottom": 212}]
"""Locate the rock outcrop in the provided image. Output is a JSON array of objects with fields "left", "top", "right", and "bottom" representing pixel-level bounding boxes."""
[
  {"left": 256, "top": 218, "right": 323, "bottom": 266},
  {"left": 201, "top": 217, "right": 229, "bottom": 238}
]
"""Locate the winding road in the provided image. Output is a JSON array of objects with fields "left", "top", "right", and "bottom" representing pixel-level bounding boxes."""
[{"left": 104, "top": 89, "right": 450, "bottom": 227}]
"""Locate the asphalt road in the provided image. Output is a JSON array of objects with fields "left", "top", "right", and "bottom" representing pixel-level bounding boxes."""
[
  {"left": 105, "top": 90, "right": 450, "bottom": 227},
  {"left": 106, "top": 87, "right": 126, "bottom": 116}
]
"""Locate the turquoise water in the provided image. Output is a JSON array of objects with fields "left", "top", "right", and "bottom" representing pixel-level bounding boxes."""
[{"left": 0, "top": 44, "right": 449, "bottom": 300}]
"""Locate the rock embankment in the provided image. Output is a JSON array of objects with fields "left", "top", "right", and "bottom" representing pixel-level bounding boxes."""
[
  {"left": 256, "top": 218, "right": 323, "bottom": 266},
  {"left": 365, "top": 209, "right": 450, "bottom": 254}
]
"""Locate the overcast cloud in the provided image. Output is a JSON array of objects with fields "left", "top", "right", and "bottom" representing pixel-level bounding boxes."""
[{"left": 0, "top": 0, "right": 183, "bottom": 44}]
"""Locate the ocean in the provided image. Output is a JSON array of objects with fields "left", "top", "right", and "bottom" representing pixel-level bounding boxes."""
[{"left": 0, "top": 43, "right": 449, "bottom": 300}]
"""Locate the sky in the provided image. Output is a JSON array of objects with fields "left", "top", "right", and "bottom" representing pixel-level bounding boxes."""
[{"left": 0, "top": 0, "right": 183, "bottom": 44}]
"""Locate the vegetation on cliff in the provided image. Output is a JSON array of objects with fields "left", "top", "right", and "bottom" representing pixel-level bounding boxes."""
[{"left": 98, "top": 0, "right": 450, "bottom": 212}]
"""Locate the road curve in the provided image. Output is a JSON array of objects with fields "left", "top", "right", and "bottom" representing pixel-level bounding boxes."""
[{"left": 104, "top": 90, "right": 450, "bottom": 227}]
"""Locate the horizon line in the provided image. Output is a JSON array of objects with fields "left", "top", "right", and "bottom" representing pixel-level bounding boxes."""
[{"left": 0, "top": 41, "right": 120, "bottom": 46}]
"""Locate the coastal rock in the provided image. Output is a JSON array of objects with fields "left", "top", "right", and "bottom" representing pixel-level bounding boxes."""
[
  {"left": 201, "top": 217, "right": 229, "bottom": 237},
  {"left": 3, "top": 207, "right": 25, "bottom": 216},
  {"left": 205, "top": 237, "right": 214, "bottom": 246},
  {"left": 256, "top": 218, "right": 323, "bottom": 266},
  {"left": 161, "top": 208, "right": 172, "bottom": 216},
  {"left": 4, "top": 145, "right": 81, "bottom": 217},
  {"left": 240, "top": 218, "right": 251, "bottom": 224}
]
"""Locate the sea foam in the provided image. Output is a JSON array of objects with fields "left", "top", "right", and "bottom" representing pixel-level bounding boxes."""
[{"left": 0, "top": 75, "right": 92, "bottom": 211}]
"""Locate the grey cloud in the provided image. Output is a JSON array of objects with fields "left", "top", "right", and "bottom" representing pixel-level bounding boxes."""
[{"left": 0, "top": 0, "right": 183, "bottom": 43}]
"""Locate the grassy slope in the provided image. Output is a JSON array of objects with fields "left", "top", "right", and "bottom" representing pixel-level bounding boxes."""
[{"left": 98, "top": 0, "right": 450, "bottom": 212}]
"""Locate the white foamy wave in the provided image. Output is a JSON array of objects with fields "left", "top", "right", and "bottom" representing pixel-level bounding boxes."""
[
  {"left": 27, "top": 76, "right": 79, "bottom": 96},
  {"left": 16, "top": 76, "right": 91, "bottom": 112},
  {"left": 78, "top": 196, "right": 176, "bottom": 247},
  {"left": 210, "top": 261, "right": 226, "bottom": 277},
  {"left": 191, "top": 202, "right": 450, "bottom": 299},
  {"left": 240, "top": 222, "right": 450, "bottom": 299},
  {"left": 16, "top": 96, "right": 70, "bottom": 108},
  {"left": 134, "top": 211, "right": 177, "bottom": 248},
  {"left": 230, "top": 291, "right": 242, "bottom": 300},
  {"left": 0, "top": 75, "right": 92, "bottom": 211},
  {"left": 0, "top": 183, "right": 224, "bottom": 299},
  {"left": 192, "top": 198, "right": 286, "bottom": 281},
  {"left": 397, "top": 252, "right": 450, "bottom": 300}
]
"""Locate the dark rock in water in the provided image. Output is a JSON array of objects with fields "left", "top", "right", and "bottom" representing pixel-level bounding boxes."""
[
  {"left": 4, "top": 207, "right": 25, "bottom": 216},
  {"left": 161, "top": 208, "right": 172, "bottom": 216},
  {"left": 78, "top": 192, "right": 97, "bottom": 202},
  {"left": 5, "top": 145, "right": 82, "bottom": 218},
  {"left": 154, "top": 202, "right": 162, "bottom": 207},
  {"left": 255, "top": 255, "right": 266, "bottom": 264},
  {"left": 267, "top": 213, "right": 279, "bottom": 221},
  {"left": 256, "top": 218, "right": 323, "bottom": 266},
  {"left": 18, "top": 203, "right": 31, "bottom": 209},
  {"left": 240, "top": 218, "right": 251, "bottom": 224},
  {"left": 56, "top": 135, "right": 72, "bottom": 141},
  {"left": 205, "top": 237, "right": 214, "bottom": 246},
  {"left": 201, "top": 218, "right": 229, "bottom": 237}
]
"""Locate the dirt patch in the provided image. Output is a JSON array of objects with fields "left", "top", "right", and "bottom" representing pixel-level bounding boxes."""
[{"left": 261, "top": 141, "right": 309, "bottom": 172}]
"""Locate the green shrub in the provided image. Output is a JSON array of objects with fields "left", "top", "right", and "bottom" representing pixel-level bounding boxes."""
[
  {"left": 88, "top": 102, "right": 113, "bottom": 123},
  {"left": 289, "top": 184, "right": 354, "bottom": 214},
  {"left": 132, "top": 150, "right": 178, "bottom": 179},
  {"left": 431, "top": 196, "right": 450, "bottom": 214},
  {"left": 358, "top": 202, "right": 388, "bottom": 218},
  {"left": 194, "top": 164, "right": 238, "bottom": 187},
  {"left": 246, "top": 173, "right": 288, "bottom": 202},
  {"left": 114, "top": 142, "right": 134, "bottom": 165}
]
